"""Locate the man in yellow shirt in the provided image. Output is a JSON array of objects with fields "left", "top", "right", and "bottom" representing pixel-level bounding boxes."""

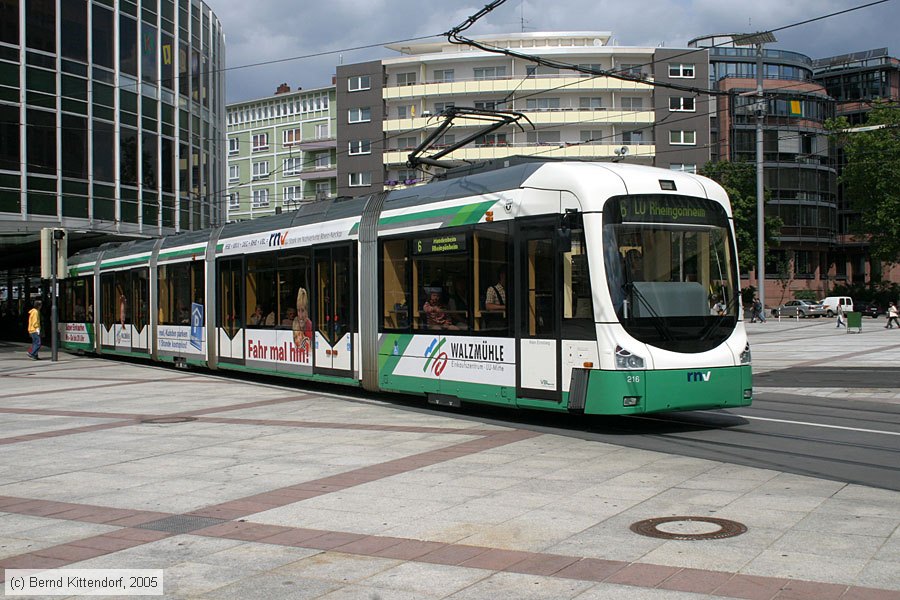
[{"left": 27, "top": 300, "right": 42, "bottom": 360}]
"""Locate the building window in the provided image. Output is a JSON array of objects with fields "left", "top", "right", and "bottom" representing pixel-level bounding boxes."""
[
  {"left": 474, "top": 66, "right": 506, "bottom": 80},
  {"left": 283, "top": 157, "right": 302, "bottom": 176},
  {"left": 252, "top": 189, "right": 269, "bottom": 208},
  {"left": 397, "top": 105, "right": 415, "bottom": 119},
  {"left": 314, "top": 123, "right": 329, "bottom": 139},
  {"left": 476, "top": 133, "right": 507, "bottom": 146},
  {"left": 618, "top": 64, "right": 643, "bottom": 77},
  {"left": 252, "top": 133, "right": 268, "bottom": 151},
  {"left": 349, "top": 172, "right": 371, "bottom": 187},
  {"left": 669, "top": 163, "right": 697, "bottom": 173},
  {"left": 579, "top": 97, "right": 603, "bottom": 109},
  {"left": 669, "top": 97, "right": 696, "bottom": 111},
  {"left": 348, "top": 75, "right": 371, "bottom": 91},
  {"left": 283, "top": 128, "right": 301, "bottom": 146},
  {"left": 668, "top": 63, "right": 695, "bottom": 78},
  {"left": 228, "top": 192, "right": 240, "bottom": 208},
  {"left": 348, "top": 107, "right": 371, "bottom": 123},
  {"left": 525, "top": 97, "right": 560, "bottom": 110},
  {"left": 315, "top": 153, "right": 330, "bottom": 169},
  {"left": 315, "top": 182, "right": 331, "bottom": 200},
  {"left": 580, "top": 130, "right": 604, "bottom": 143},
  {"left": 474, "top": 100, "right": 504, "bottom": 110},
  {"left": 396, "top": 72, "right": 417, "bottom": 86},
  {"left": 526, "top": 130, "right": 561, "bottom": 145},
  {"left": 348, "top": 140, "right": 371, "bottom": 155},
  {"left": 433, "top": 69, "right": 454, "bottom": 82},
  {"left": 283, "top": 186, "right": 302, "bottom": 207},
  {"left": 228, "top": 165, "right": 239, "bottom": 183},
  {"left": 577, "top": 63, "right": 604, "bottom": 77},
  {"left": 669, "top": 130, "right": 696, "bottom": 145},
  {"left": 622, "top": 130, "right": 644, "bottom": 143},
  {"left": 434, "top": 134, "right": 455, "bottom": 148},
  {"left": 396, "top": 136, "right": 418, "bottom": 150},
  {"left": 252, "top": 160, "right": 269, "bottom": 180},
  {"left": 620, "top": 97, "right": 644, "bottom": 110},
  {"left": 228, "top": 137, "right": 239, "bottom": 155},
  {"left": 434, "top": 102, "right": 455, "bottom": 113}
]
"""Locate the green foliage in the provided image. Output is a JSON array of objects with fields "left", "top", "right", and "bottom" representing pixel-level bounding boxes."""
[
  {"left": 700, "top": 161, "right": 782, "bottom": 272},
  {"left": 826, "top": 102, "right": 900, "bottom": 264},
  {"left": 793, "top": 289, "right": 818, "bottom": 301},
  {"left": 829, "top": 280, "right": 900, "bottom": 306},
  {"left": 741, "top": 285, "right": 756, "bottom": 305}
]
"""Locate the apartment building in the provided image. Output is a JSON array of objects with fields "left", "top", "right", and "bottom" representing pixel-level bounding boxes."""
[
  {"left": 226, "top": 84, "right": 337, "bottom": 221},
  {"left": 336, "top": 32, "right": 710, "bottom": 196}
]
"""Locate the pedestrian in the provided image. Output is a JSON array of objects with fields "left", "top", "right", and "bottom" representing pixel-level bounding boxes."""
[
  {"left": 886, "top": 302, "right": 899, "bottom": 329},
  {"left": 26, "top": 299, "right": 42, "bottom": 360},
  {"left": 750, "top": 296, "right": 765, "bottom": 323},
  {"left": 835, "top": 303, "right": 845, "bottom": 328}
]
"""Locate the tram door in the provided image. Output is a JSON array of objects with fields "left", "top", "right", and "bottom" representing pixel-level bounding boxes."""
[
  {"left": 313, "top": 244, "right": 354, "bottom": 377},
  {"left": 516, "top": 220, "right": 561, "bottom": 402}
]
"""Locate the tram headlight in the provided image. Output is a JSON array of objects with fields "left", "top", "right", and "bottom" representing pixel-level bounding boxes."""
[
  {"left": 740, "top": 343, "right": 752, "bottom": 365},
  {"left": 615, "top": 345, "right": 645, "bottom": 370}
]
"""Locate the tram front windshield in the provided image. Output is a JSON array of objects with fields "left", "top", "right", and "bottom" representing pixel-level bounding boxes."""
[{"left": 603, "top": 195, "right": 739, "bottom": 353}]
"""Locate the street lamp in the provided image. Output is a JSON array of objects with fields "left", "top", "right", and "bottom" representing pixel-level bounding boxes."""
[{"left": 734, "top": 31, "right": 776, "bottom": 313}]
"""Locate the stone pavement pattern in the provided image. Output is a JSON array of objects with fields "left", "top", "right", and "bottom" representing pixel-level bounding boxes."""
[{"left": 0, "top": 322, "right": 898, "bottom": 599}]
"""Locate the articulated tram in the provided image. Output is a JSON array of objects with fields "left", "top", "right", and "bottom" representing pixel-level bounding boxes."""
[{"left": 60, "top": 161, "right": 752, "bottom": 415}]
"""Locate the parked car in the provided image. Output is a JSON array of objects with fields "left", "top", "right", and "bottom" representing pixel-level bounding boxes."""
[
  {"left": 771, "top": 300, "right": 828, "bottom": 318},
  {"left": 854, "top": 301, "right": 884, "bottom": 318},
  {"left": 820, "top": 296, "right": 854, "bottom": 317}
]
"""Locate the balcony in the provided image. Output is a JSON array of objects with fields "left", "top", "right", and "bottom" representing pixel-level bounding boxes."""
[
  {"left": 298, "top": 167, "right": 337, "bottom": 180},
  {"left": 382, "top": 141, "right": 656, "bottom": 165},
  {"left": 383, "top": 109, "right": 654, "bottom": 132},
  {"left": 297, "top": 137, "right": 337, "bottom": 151},
  {"left": 382, "top": 75, "right": 653, "bottom": 100}
]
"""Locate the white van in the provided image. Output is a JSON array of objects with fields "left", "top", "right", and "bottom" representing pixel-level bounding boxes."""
[{"left": 820, "top": 296, "right": 853, "bottom": 316}]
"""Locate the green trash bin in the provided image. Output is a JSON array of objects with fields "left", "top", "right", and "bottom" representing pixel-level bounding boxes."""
[{"left": 845, "top": 311, "right": 862, "bottom": 333}]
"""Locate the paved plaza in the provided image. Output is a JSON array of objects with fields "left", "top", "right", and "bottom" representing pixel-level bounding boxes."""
[{"left": 0, "top": 319, "right": 899, "bottom": 599}]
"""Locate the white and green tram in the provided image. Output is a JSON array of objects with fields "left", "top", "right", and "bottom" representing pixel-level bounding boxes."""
[{"left": 60, "top": 161, "right": 752, "bottom": 415}]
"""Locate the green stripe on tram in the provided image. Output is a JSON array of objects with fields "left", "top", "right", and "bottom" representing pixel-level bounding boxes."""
[{"left": 348, "top": 199, "right": 498, "bottom": 235}]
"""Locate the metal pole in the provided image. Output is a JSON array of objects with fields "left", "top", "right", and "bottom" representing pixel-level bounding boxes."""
[
  {"left": 755, "top": 42, "right": 766, "bottom": 315},
  {"left": 50, "top": 235, "right": 58, "bottom": 362}
]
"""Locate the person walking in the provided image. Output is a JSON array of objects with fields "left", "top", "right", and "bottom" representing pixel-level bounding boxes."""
[
  {"left": 26, "top": 300, "right": 42, "bottom": 360},
  {"left": 886, "top": 302, "right": 899, "bottom": 329},
  {"left": 835, "top": 303, "right": 845, "bottom": 328}
]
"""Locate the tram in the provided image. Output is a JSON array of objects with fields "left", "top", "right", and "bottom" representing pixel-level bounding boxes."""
[{"left": 59, "top": 160, "right": 752, "bottom": 415}]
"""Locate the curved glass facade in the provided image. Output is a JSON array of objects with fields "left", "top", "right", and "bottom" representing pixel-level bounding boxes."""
[{"left": 0, "top": 0, "right": 225, "bottom": 236}]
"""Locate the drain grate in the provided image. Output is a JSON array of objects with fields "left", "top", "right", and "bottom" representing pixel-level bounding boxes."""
[
  {"left": 630, "top": 516, "right": 747, "bottom": 540},
  {"left": 137, "top": 515, "right": 225, "bottom": 534},
  {"left": 140, "top": 416, "right": 198, "bottom": 424}
]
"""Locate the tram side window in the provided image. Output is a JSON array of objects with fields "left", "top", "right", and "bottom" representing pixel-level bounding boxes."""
[
  {"left": 62, "top": 277, "right": 92, "bottom": 322},
  {"left": 562, "top": 225, "right": 594, "bottom": 339},
  {"left": 246, "top": 255, "right": 277, "bottom": 328},
  {"left": 381, "top": 239, "right": 410, "bottom": 330},
  {"left": 99, "top": 269, "right": 146, "bottom": 328},
  {"left": 100, "top": 273, "right": 117, "bottom": 328},
  {"left": 277, "top": 251, "right": 310, "bottom": 329},
  {"left": 474, "top": 223, "right": 509, "bottom": 334},
  {"left": 158, "top": 261, "right": 204, "bottom": 325},
  {"left": 218, "top": 258, "right": 243, "bottom": 333},
  {"left": 131, "top": 268, "right": 150, "bottom": 330},
  {"left": 412, "top": 232, "right": 470, "bottom": 332}
]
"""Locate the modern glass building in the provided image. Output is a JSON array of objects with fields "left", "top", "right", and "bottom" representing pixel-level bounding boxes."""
[
  {"left": 0, "top": 0, "right": 226, "bottom": 252},
  {"left": 689, "top": 34, "right": 837, "bottom": 298},
  {"left": 0, "top": 0, "right": 225, "bottom": 330}
]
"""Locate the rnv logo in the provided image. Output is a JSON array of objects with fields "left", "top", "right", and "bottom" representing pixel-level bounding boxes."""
[{"left": 687, "top": 371, "right": 711, "bottom": 382}]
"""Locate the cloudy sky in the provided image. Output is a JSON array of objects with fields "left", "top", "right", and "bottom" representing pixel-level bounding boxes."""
[{"left": 213, "top": 0, "right": 899, "bottom": 103}]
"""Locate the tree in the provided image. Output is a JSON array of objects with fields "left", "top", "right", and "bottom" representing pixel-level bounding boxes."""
[
  {"left": 699, "top": 161, "right": 782, "bottom": 273},
  {"left": 826, "top": 102, "right": 900, "bottom": 264}
]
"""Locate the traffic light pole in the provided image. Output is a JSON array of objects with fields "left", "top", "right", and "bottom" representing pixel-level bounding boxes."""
[
  {"left": 755, "top": 41, "right": 766, "bottom": 316},
  {"left": 50, "top": 234, "right": 58, "bottom": 362}
]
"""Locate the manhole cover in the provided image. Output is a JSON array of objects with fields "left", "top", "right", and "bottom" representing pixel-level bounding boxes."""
[
  {"left": 630, "top": 516, "right": 747, "bottom": 540},
  {"left": 140, "top": 416, "right": 198, "bottom": 424},
  {"left": 138, "top": 515, "right": 224, "bottom": 533}
]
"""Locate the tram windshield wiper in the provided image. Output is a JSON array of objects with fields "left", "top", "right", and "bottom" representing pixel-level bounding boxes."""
[
  {"left": 700, "top": 295, "right": 737, "bottom": 341},
  {"left": 624, "top": 283, "right": 676, "bottom": 342}
]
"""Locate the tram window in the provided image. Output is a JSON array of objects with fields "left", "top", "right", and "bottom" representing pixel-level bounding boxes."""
[
  {"left": 218, "top": 258, "right": 243, "bottom": 334},
  {"left": 62, "top": 277, "right": 91, "bottom": 322},
  {"left": 131, "top": 269, "right": 150, "bottom": 330},
  {"left": 562, "top": 227, "right": 594, "bottom": 339},
  {"left": 158, "top": 261, "right": 204, "bottom": 325},
  {"left": 381, "top": 239, "right": 410, "bottom": 330},
  {"left": 412, "top": 232, "right": 469, "bottom": 332},
  {"left": 277, "top": 251, "right": 310, "bottom": 329},
  {"left": 100, "top": 273, "right": 117, "bottom": 328},
  {"left": 474, "top": 223, "right": 509, "bottom": 334},
  {"left": 246, "top": 255, "right": 277, "bottom": 328}
]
